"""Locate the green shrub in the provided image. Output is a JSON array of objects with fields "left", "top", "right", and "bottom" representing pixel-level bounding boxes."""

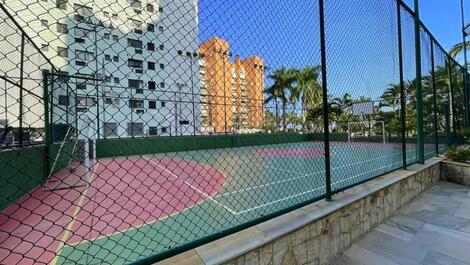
[
  {"left": 460, "top": 128, "right": 470, "bottom": 143},
  {"left": 445, "top": 146, "right": 470, "bottom": 162}
]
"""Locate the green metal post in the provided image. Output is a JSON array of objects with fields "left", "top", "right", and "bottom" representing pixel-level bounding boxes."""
[
  {"left": 430, "top": 40, "right": 439, "bottom": 155},
  {"left": 319, "top": 0, "right": 332, "bottom": 200},
  {"left": 414, "top": 0, "right": 425, "bottom": 163},
  {"left": 43, "top": 70, "right": 51, "bottom": 179},
  {"left": 397, "top": 0, "right": 407, "bottom": 169}
]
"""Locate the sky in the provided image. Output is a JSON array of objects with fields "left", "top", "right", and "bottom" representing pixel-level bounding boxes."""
[
  {"left": 403, "top": 0, "right": 466, "bottom": 53},
  {"left": 198, "top": 0, "right": 467, "bottom": 101}
]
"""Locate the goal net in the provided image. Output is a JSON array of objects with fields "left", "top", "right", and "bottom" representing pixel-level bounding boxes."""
[
  {"left": 347, "top": 120, "right": 386, "bottom": 143},
  {"left": 45, "top": 114, "right": 94, "bottom": 191}
]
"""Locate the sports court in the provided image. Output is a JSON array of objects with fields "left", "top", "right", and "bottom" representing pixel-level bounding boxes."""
[{"left": 0, "top": 140, "right": 438, "bottom": 264}]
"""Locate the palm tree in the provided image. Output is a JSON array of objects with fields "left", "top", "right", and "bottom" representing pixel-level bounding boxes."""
[
  {"left": 264, "top": 67, "right": 296, "bottom": 131},
  {"left": 290, "top": 65, "right": 322, "bottom": 131},
  {"left": 449, "top": 41, "right": 470, "bottom": 63}
]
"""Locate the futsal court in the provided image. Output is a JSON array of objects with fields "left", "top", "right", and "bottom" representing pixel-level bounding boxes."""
[{"left": 0, "top": 140, "right": 439, "bottom": 264}]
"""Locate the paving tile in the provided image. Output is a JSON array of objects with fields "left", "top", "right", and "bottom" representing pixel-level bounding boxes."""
[
  {"left": 411, "top": 223, "right": 470, "bottom": 263},
  {"left": 330, "top": 253, "right": 366, "bottom": 265},
  {"left": 343, "top": 244, "right": 399, "bottom": 265},
  {"left": 385, "top": 215, "right": 424, "bottom": 235},
  {"left": 354, "top": 230, "right": 428, "bottom": 265},
  {"left": 374, "top": 223, "right": 414, "bottom": 242},
  {"left": 421, "top": 250, "right": 470, "bottom": 265},
  {"left": 454, "top": 202, "right": 470, "bottom": 220}
]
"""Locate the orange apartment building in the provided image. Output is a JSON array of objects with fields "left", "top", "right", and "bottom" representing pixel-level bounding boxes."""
[{"left": 199, "top": 37, "right": 265, "bottom": 133}]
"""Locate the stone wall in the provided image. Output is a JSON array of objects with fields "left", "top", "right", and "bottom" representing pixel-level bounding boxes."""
[
  {"left": 440, "top": 160, "right": 470, "bottom": 187},
  {"left": 156, "top": 159, "right": 441, "bottom": 265}
]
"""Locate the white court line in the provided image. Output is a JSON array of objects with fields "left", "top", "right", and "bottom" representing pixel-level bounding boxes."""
[
  {"left": 215, "top": 149, "right": 416, "bottom": 198},
  {"left": 235, "top": 159, "right": 407, "bottom": 215},
  {"left": 143, "top": 156, "right": 238, "bottom": 215}
]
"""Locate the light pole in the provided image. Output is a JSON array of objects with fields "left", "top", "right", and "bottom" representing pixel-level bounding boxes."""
[
  {"left": 179, "top": 50, "right": 202, "bottom": 136},
  {"left": 83, "top": 17, "right": 105, "bottom": 139},
  {"left": 175, "top": 83, "right": 187, "bottom": 136},
  {"left": 213, "top": 48, "right": 232, "bottom": 134}
]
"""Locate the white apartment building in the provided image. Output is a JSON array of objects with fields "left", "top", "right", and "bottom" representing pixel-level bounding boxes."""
[{"left": 0, "top": 0, "right": 200, "bottom": 139}]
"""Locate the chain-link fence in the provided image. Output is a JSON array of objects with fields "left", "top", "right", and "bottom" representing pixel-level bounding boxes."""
[{"left": 0, "top": 0, "right": 468, "bottom": 264}]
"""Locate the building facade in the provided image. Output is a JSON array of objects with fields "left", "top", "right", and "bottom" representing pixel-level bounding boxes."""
[
  {"left": 1, "top": 0, "right": 200, "bottom": 139},
  {"left": 199, "top": 37, "right": 264, "bottom": 134}
]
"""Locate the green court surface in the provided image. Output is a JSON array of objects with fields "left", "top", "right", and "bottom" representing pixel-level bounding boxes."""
[{"left": 56, "top": 141, "right": 438, "bottom": 264}]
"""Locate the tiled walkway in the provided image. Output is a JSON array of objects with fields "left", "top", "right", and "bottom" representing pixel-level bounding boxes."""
[{"left": 331, "top": 181, "right": 470, "bottom": 265}]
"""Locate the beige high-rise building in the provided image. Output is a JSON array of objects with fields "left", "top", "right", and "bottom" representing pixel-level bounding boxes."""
[{"left": 199, "top": 37, "right": 264, "bottom": 133}]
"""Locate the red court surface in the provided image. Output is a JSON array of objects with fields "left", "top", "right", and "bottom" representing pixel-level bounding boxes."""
[{"left": 0, "top": 156, "right": 225, "bottom": 265}]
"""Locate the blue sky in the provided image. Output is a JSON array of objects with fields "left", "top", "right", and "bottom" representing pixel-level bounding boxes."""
[
  {"left": 198, "top": 0, "right": 467, "bottom": 100},
  {"left": 403, "top": 0, "right": 466, "bottom": 53}
]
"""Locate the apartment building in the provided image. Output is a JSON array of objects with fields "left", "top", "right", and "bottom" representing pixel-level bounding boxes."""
[
  {"left": 1, "top": 0, "right": 200, "bottom": 138},
  {"left": 199, "top": 37, "right": 265, "bottom": 134}
]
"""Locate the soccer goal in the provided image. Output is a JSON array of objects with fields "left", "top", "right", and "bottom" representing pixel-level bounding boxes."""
[
  {"left": 45, "top": 114, "right": 95, "bottom": 191},
  {"left": 347, "top": 120, "right": 386, "bottom": 144}
]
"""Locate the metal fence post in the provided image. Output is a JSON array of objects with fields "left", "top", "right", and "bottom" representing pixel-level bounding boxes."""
[
  {"left": 448, "top": 58, "right": 456, "bottom": 144},
  {"left": 19, "top": 33, "right": 25, "bottom": 147},
  {"left": 43, "top": 70, "right": 51, "bottom": 179},
  {"left": 413, "top": 0, "right": 425, "bottom": 163},
  {"left": 430, "top": 40, "right": 439, "bottom": 155},
  {"left": 319, "top": 0, "right": 331, "bottom": 200},
  {"left": 397, "top": 0, "right": 407, "bottom": 169}
]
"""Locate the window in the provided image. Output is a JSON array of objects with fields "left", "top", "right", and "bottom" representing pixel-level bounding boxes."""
[
  {"left": 128, "top": 18, "right": 142, "bottom": 32},
  {"left": 179, "top": 120, "right": 190, "bottom": 125},
  {"left": 148, "top": 100, "right": 156, "bottom": 109},
  {"left": 147, "top": 42, "right": 155, "bottom": 51},
  {"left": 57, "top": 47, "right": 68, "bottom": 58},
  {"left": 159, "top": 63, "right": 164, "bottom": 70},
  {"left": 128, "top": 59, "right": 143, "bottom": 69},
  {"left": 160, "top": 82, "right": 165, "bottom": 88},
  {"left": 105, "top": 76, "right": 111, "bottom": 83},
  {"left": 148, "top": 81, "right": 156, "bottom": 90},
  {"left": 113, "top": 56, "right": 119, "bottom": 62},
  {"left": 146, "top": 4, "right": 154, "bottom": 12},
  {"left": 74, "top": 27, "right": 92, "bottom": 38},
  {"left": 105, "top": 54, "right": 111, "bottom": 61},
  {"left": 136, "top": 89, "right": 143, "bottom": 94},
  {"left": 104, "top": 33, "right": 110, "bottom": 40},
  {"left": 56, "top": 0, "right": 67, "bottom": 10},
  {"left": 159, "top": 44, "right": 164, "bottom": 51},
  {"left": 57, "top": 23, "right": 68, "bottom": 34},
  {"left": 147, "top": 23, "right": 155, "bottom": 32},
  {"left": 161, "top": 101, "right": 166, "bottom": 107},
  {"left": 127, "top": 123, "right": 144, "bottom": 136},
  {"left": 159, "top": 26, "right": 164, "bottom": 33},
  {"left": 112, "top": 14, "right": 118, "bottom": 20},
  {"left": 41, "top": 44, "right": 49, "bottom": 51},
  {"left": 159, "top": 7, "right": 163, "bottom": 13},
  {"left": 148, "top": 62, "right": 155, "bottom": 70},
  {"left": 103, "top": 11, "right": 109, "bottom": 17},
  {"left": 128, "top": 79, "right": 143, "bottom": 89},
  {"left": 104, "top": 123, "right": 118, "bottom": 137},
  {"left": 76, "top": 74, "right": 94, "bottom": 90},
  {"left": 58, "top": 95, "right": 69, "bottom": 106},
  {"left": 76, "top": 50, "right": 94, "bottom": 62},
  {"left": 114, "top": 77, "right": 120, "bottom": 83},
  {"left": 128, "top": 0, "right": 142, "bottom": 9},
  {"left": 148, "top": 127, "right": 158, "bottom": 136},
  {"left": 161, "top": 127, "right": 168, "bottom": 133},
  {"left": 74, "top": 4, "right": 92, "bottom": 17},
  {"left": 112, "top": 35, "right": 119, "bottom": 41},
  {"left": 127, "top": 38, "right": 142, "bottom": 49},
  {"left": 78, "top": 96, "right": 96, "bottom": 107},
  {"left": 41, "top": 19, "right": 48, "bottom": 27},
  {"left": 129, "top": 99, "right": 144, "bottom": 108}
]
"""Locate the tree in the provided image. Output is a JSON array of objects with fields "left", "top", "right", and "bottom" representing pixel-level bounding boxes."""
[
  {"left": 290, "top": 65, "right": 322, "bottom": 131},
  {"left": 449, "top": 41, "right": 470, "bottom": 65},
  {"left": 265, "top": 67, "right": 296, "bottom": 131}
]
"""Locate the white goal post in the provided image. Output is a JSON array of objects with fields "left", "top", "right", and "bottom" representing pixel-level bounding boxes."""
[{"left": 347, "top": 120, "right": 386, "bottom": 144}]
